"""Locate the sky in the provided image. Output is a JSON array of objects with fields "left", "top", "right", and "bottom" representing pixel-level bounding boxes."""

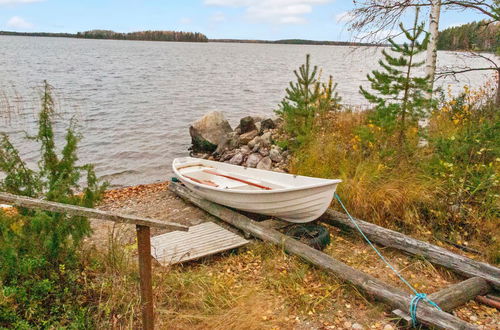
[{"left": 0, "top": 0, "right": 488, "bottom": 41}]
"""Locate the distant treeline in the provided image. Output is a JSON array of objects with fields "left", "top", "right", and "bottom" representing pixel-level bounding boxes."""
[
  {"left": 210, "top": 38, "right": 379, "bottom": 47},
  {"left": 77, "top": 30, "right": 208, "bottom": 42},
  {"left": 1, "top": 30, "right": 381, "bottom": 47},
  {"left": 437, "top": 21, "right": 499, "bottom": 52},
  {"left": 0, "top": 30, "right": 208, "bottom": 42}
]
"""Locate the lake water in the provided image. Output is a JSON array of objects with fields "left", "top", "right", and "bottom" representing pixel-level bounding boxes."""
[{"left": 1, "top": 36, "right": 497, "bottom": 187}]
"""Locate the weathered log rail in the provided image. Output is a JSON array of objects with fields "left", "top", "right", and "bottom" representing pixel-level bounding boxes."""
[
  {"left": 321, "top": 209, "right": 500, "bottom": 290},
  {"left": 169, "top": 182, "right": 491, "bottom": 329},
  {"left": 0, "top": 192, "right": 188, "bottom": 330}
]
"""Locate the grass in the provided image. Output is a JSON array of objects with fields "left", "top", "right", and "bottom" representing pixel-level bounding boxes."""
[
  {"left": 80, "top": 219, "right": 500, "bottom": 329},
  {"left": 290, "top": 84, "right": 500, "bottom": 263}
]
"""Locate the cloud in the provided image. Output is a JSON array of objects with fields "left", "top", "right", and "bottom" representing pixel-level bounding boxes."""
[
  {"left": 335, "top": 11, "right": 354, "bottom": 23},
  {"left": 0, "top": 0, "right": 44, "bottom": 5},
  {"left": 210, "top": 12, "right": 226, "bottom": 22},
  {"left": 179, "top": 17, "right": 192, "bottom": 24},
  {"left": 6, "top": 16, "right": 34, "bottom": 29},
  {"left": 204, "top": 0, "right": 331, "bottom": 24}
]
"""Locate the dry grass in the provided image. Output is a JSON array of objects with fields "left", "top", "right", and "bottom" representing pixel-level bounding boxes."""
[{"left": 82, "top": 223, "right": 499, "bottom": 329}]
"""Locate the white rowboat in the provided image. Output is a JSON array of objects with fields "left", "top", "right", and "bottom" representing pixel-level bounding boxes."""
[{"left": 172, "top": 157, "right": 341, "bottom": 223}]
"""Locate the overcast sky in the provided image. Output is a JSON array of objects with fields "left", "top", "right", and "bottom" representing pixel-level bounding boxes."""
[{"left": 0, "top": 0, "right": 487, "bottom": 41}]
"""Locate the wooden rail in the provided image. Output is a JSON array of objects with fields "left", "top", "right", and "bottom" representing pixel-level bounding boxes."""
[
  {"left": 169, "top": 182, "right": 476, "bottom": 329},
  {"left": 320, "top": 209, "right": 500, "bottom": 290},
  {"left": 0, "top": 192, "right": 188, "bottom": 330}
]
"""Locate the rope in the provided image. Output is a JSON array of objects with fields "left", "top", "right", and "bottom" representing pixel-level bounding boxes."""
[{"left": 334, "top": 193, "right": 441, "bottom": 326}]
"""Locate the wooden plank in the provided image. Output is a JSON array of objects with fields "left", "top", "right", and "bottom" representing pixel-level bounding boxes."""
[
  {"left": 169, "top": 182, "right": 475, "bottom": 330},
  {"left": 151, "top": 222, "right": 248, "bottom": 265},
  {"left": 137, "top": 225, "right": 154, "bottom": 330},
  {"left": 393, "top": 277, "right": 491, "bottom": 324},
  {"left": 0, "top": 192, "right": 188, "bottom": 231},
  {"left": 476, "top": 295, "right": 500, "bottom": 309},
  {"left": 321, "top": 209, "right": 500, "bottom": 290}
]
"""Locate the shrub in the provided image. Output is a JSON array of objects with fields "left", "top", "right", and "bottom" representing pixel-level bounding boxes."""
[
  {"left": 359, "top": 8, "right": 432, "bottom": 148},
  {"left": 0, "top": 81, "right": 107, "bottom": 327},
  {"left": 291, "top": 84, "right": 499, "bottom": 261},
  {"left": 275, "top": 54, "right": 341, "bottom": 149}
]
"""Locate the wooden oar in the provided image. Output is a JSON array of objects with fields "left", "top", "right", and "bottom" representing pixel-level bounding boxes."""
[
  {"left": 203, "top": 169, "right": 272, "bottom": 190},
  {"left": 184, "top": 175, "right": 218, "bottom": 187}
]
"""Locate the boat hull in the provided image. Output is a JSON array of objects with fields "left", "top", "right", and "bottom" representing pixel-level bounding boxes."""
[{"left": 173, "top": 157, "right": 341, "bottom": 223}]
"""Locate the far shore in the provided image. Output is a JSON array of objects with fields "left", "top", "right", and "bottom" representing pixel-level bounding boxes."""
[{"left": 0, "top": 30, "right": 381, "bottom": 47}]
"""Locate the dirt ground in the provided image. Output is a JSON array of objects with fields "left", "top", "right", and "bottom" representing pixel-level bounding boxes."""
[{"left": 89, "top": 181, "right": 499, "bottom": 329}]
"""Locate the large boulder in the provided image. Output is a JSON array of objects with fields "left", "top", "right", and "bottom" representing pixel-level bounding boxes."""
[
  {"left": 189, "top": 111, "right": 232, "bottom": 153},
  {"left": 260, "top": 118, "right": 276, "bottom": 131},
  {"left": 239, "top": 116, "right": 257, "bottom": 134}
]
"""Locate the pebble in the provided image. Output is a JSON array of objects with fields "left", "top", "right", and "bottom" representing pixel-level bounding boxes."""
[{"left": 352, "top": 323, "right": 363, "bottom": 329}]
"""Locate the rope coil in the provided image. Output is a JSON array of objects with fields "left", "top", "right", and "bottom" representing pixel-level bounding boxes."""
[{"left": 334, "top": 193, "right": 441, "bottom": 326}]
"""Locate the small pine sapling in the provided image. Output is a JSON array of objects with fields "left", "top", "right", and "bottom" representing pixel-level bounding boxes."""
[{"left": 360, "top": 8, "right": 433, "bottom": 147}]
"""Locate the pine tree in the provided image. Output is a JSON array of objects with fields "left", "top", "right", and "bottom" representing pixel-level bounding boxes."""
[
  {"left": 360, "top": 9, "right": 432, "bottom": 146},
  {"left": 276, "top": 54, "right": 341, "bottom": 147}
]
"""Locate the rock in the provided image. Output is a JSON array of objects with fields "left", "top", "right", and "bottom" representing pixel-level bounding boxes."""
[
  {"left": 383, "top": 325, "right": 394, "bottom": 330},
  {"left": 256, "top": 156, "right": 272, "bottom": 170},
  {"left": 252, "top": 143, "right": 261, "bottom": 153},
  {"left": 252, "top": 115, "right": 264, "bottom": 123},
  {"left": 255, "top": 121, "right": 261, "bottom": 133},
  {"left": 248, "top": 136, "right": 262, "bottom": 149},
  {"left": 246, "top": 153, "right": 262, "bottom": 168},
  {"left": 229, "top": 152, "right": 244, "bottom": 165},
  {"left": 260, "top": 118, "right": 276, "bottom": 131},
  {"left": 240, "top": 145, "right": 251, "bottom": 155},
  {"left": 259, "top": 148, "right": 269, "bottom": 157},
  {"left": 269, "top": 149, "right": 282, "bottom": 163},
  {"left": 213, "top": 135, "right": 230, "bottom": 156},
  {"left": 260, "top": 131, "right": 272, "bottom": 147},
  {"left": 239, "top": 116, "right": 257, "bottom": 134},
  {"left": 239, "top": 130, "right": 259, "bottom": 145},
  {"left": 351, "top": 323, "right": 363, "bottom": 329},
  {"left": 189, "top": 111, "right": 232, "bottom": 153},
  {"left": 220, "top": 149, "right": 236, "bottom": 161}
]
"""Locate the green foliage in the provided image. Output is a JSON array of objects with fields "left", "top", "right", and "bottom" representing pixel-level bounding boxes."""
[
  {"left": 425, "top": 92, "right": 500, "bottom": 236},
  {"left": 275, "top": 54, "right": 341, "bottom": 148},
  {"left": 291, "top": 86, "right": 499, "bottom": 261},
  {"left": 437, "top": 20, "right": 499, "bottom": 52},
  {"left": 76, "top": 29, "right": 208, "bottom": 42},
  {"left": 0, "top": 81, "right": 107, "bottom": 327},
  {"left": 360, "top": 9, "right": 432, "bottom": 146}
]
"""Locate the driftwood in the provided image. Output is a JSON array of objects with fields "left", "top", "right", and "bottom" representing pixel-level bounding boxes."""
[
  {"left": 0, "top": 192, "right": 188, "bottom": 231},
  {"left": 321, "top": 209, "right": 500, "bottom": 290},
  {"left": 393, "top": 277, "right": 491, "bottom": 323},
  {"left": 170, "top": 182, "right": 475, "bottom": 330}
]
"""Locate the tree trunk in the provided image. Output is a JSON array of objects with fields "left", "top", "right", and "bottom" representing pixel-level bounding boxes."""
[
  {"left": 425, "top": 0, "right": 441, "bottom": 96},
  {"left": 496, "top": 69, "right": 500, "bottom": 108}
]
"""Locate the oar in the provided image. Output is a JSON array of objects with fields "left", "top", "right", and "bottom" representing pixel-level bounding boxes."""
[{"left": 203, "top": 169, "right": 272, "bottom": 190}]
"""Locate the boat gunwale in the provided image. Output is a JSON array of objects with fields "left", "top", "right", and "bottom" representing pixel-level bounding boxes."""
[{"left": 172, "top": 157, "right": 341, "bottom": 195}]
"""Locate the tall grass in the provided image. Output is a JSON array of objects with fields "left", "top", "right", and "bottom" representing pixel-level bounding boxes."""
[{"left": 291, "top": 85, "right": 499, "bottom": 262}]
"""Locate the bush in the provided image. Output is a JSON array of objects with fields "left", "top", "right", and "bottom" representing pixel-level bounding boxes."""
[
  {"left": 0, "top": 81, "right": 107, "bottom": 327},
  {"left": 275, "top": 54, "right": 341, "bottom": 149},
  {"left": 291, "top": 84, "right": 499, "bottom": 262}
]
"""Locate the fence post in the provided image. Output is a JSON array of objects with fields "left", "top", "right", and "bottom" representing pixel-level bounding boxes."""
[{"left": 136, "top": 225, "right": 154, "bottom": 330}]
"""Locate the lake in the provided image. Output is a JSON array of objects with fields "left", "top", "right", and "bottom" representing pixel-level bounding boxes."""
[{"left": 0, "top": 36, "right": 497, "bottom": 187}]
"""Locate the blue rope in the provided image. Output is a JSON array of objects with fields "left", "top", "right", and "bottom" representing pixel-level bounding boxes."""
[{"left": 334, "top": 193, "right": 441, "bottom": 326}]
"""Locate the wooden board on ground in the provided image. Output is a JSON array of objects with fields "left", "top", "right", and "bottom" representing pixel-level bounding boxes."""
[{"left": 151, "top": 222, "right": 249, "bottom": 265}]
